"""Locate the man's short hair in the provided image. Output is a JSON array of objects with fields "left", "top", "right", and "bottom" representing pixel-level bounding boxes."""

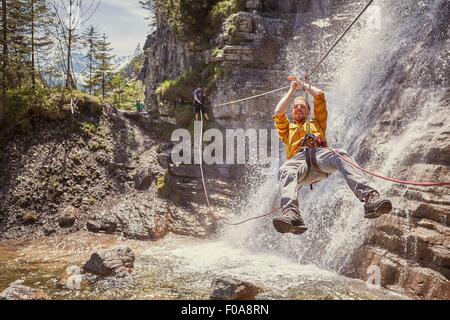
[{"left": 293, "top": 96, "right": 311, "bottom": 111}]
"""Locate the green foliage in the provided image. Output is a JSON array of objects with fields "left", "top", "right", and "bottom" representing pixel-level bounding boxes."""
[
  {"left": 94, "top": 33, "right": 116, "bottom": 98},
  {"left": 0, "top": 87, "right": 104, "bottom": 138},
  {"left": 88, "top": 141, "right": 107, "bottom": 152},
  {"left": 206, "top": 0, "right": 244, "bottom": 38},
  {"left": 0, "top": 0, "right": 54, "bottom": 90},
  {"left": 155, "top": 62, "right": 223, "bottom": 113},
  {"left": 81, "top": 122, "right": 98, "bottom": 136},
  {"left": 88, "top": 196, "right": 96, "bottom": 205},
  {"left": 156, "top": 174, "right": 169, "bottom": 195},
  {"left": 2, "top": 87, "right": 65, "bottom": 129},
  {"left": 108, "top": 74, "right": 145, "bottom": 111},
  {"left": 158, "top": 0, "right": 244, "bottom": 45},
  {"left": 212, "top": 47, "right": 224, "bottom": 58},
  {"left": 82, "top": 25, "right": 102, "bottom": 95},
  {"left": 156, "top": 68, "right": 202, "bottom": 103},
  {"left": 203, "top": 64, "right": 225, "bottom": 91}
]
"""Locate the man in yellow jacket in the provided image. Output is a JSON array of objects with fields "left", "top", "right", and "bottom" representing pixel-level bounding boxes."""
[{"left": 272, "top": 76, "right": 392, "bottom": 235}]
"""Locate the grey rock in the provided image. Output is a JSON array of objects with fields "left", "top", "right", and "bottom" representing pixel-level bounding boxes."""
[
  {"left": 210, "top": 277, "right": 263, "bottom": 300},
  {"left": 0, "top": 282, "right": 49, "bottom": 300},
  {"left": 86, "top": 219, "right": 117, "bottom": 234},
  {"left": 135, "top": 170, "right": 153, "bottom": 190},
  {"left": 83, "top": 247, "right": 135, "bottom": 277},
  {"left": 58, "top": 206, "right": 78, "bottom": 228}
]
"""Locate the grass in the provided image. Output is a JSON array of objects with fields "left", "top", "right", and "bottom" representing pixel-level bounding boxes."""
[
  {"left": 81, "top": 122, "right": 98, "bottom": 136},
  {"left": 156, "top": 174, "right": 169, "bottom": 196},
  {"left": 156, "top": 69, "right": 202, "bottom": 103}
]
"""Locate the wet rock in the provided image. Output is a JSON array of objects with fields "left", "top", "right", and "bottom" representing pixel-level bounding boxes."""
[
  {"left": 86, "top": 219, "right": 117, "bottom": 234},
  {"left": 0, "top": 281, "right": 49, "bottom": 300},
  {"left": 58, "top": 206, "right": 78, "bottom": 228},
  {"left": 89, "top": 199, "right": 170, "bottom": 240},
  {"left": 210, "top": 277, "right": 264, "bottom": 300},
  {"left": 83, "top": 247, "right": 135, "bottom": 277},
  {"left": 135, "top": 170, "right": 153, "bottom": 190}
]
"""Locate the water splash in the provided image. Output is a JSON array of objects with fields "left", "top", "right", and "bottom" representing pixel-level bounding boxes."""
[{"left": 222, "top": 0, "right": 449, "bottom": 275}]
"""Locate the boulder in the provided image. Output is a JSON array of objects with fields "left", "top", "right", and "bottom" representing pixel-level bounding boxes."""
[
  {"left": 86, "top": 219, "right": 117, "bottom": 234},
  {"left": 135, "top": 170, "right": 153, "bottom": 190},
  {"left": 210, "top": 277, "right": 263, "bottom": 300},
  {"left": 83, "top": 247, "right": 135, "bottom": 277},
  {"left": 58, "top": 206, "right": 78, "bottom": 228},
  {"left": 0, "top": 282, "right": 48, "bottom": 300}
]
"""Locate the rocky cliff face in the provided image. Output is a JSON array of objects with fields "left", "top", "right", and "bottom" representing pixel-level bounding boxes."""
[
  {"left": 0, "top": 107, "right": 218, "bottom": 241},
  {"left": 140, "top": 0, "right": 449, "bottom": 299}
]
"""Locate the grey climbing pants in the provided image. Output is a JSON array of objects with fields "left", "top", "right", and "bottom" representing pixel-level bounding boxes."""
[{"left": 278, "top": 148, "right": 376, "bottom": 211}]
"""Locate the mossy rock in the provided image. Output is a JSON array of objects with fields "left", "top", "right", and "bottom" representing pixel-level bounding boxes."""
[{"left": 80, "top": 95, "right": 103, "bottom": 115}]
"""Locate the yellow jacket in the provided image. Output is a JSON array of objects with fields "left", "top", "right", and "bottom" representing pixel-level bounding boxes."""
[{"left": 273, "top": 93, "right": 328, "bottom": 159}]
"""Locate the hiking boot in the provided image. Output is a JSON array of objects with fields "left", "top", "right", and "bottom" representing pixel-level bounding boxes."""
[
  {"left": 273, "top": 208, "right": 308, "bottom": 235},
  {"left": 364, "top": 191, "right": 392, "bottom": 219}
]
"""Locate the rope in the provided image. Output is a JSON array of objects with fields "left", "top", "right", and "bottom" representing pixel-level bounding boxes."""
[
  {"left": 220, "top": 146, "right": 450, "bottom": 226},
  {"left": 212, "top": 0, "right": 375, "bottom": 107},
  {"left": 221, "top": 209, "right": 279, "bottom": 226},
  {"left": 198, "top": 111, "right": 211, "bottom": 208},
  {"left": 309, "top": 0, "right": 374, "bottom": 76},
  {"left": 213, "top": 86, "right": 290, "bottom": 108},
  {"left": 327, "top": 148, "right": 450, "bottom": 187}
]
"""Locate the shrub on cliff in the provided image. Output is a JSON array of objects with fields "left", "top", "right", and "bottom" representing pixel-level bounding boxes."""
[
  {"left": 156, "top": 69, "right": 202, "bottom": 103},
  {"left": 0, "top": 88, "right": 104, "bottom": 139},
  {"left": 158, "top": 0, "right": 244, "bottom": 45}
]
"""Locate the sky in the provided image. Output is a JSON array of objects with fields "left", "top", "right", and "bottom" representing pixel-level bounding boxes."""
[{"left": 85, "top": 0, "right": 153, "bottom": 56}]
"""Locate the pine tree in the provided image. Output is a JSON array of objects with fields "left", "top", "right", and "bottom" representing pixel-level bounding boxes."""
[
  {"left": 52, "top": 0, "right": 102, "bottom": 89},
  {"left": 139, "top": 0, "right": 158, "bottom": 28},
  {"left": 82, "top": 25, "right": 100, "bottom": 95},
  {"left": 29, "top": 0, "right": 53, "bottom": 88},
  {"left": 94, "top": 33, "right": 115, "bottom": 98},
  {"left": 0, "top": 0, "right": 32, "bottom": 88}
]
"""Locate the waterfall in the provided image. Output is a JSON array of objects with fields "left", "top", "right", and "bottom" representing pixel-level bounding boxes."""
[{"left": 222, "top": 0, "right": 449, "bottom": 274}]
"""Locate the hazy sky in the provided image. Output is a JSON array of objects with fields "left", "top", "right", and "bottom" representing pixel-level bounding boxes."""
[{"left": 86, "top": 0, "right": 152, "bottom": 56}]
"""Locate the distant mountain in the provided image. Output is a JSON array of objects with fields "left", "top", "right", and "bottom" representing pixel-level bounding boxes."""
[{"left": 72, "top": 53, "right": 135, "bottom": 86}]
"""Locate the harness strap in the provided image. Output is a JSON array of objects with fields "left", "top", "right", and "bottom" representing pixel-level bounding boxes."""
[{"left": 304, "top": 147, "right": 329, "bottom": 190}]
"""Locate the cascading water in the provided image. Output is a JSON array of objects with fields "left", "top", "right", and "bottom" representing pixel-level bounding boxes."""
[
  {"left": 222, "top": 0, "right": 449, "bottom": 275},
  {"left": 0, "top": 0, "right": 446, "bottom": 300}
]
